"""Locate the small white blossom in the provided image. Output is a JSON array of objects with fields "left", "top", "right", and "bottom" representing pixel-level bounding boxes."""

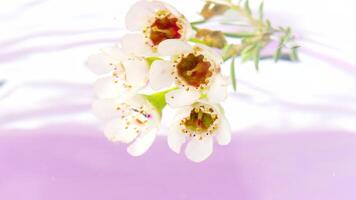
[
  {"left": 149, "top": 39, "right": 228, "bottom": 107},
  {"left": 167, "top": 101, "right": 231, "bottom": 162},
  {"left": 121, "top": 0, "right": 192, "bottom": 55},
  {"left": 86, "top": 45, "right": 149, "bottom": 99},
  {"left": 92, "top": 95, "right": 161, "bottom": 156}
]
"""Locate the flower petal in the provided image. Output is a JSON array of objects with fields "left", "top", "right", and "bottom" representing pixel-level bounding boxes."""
[
  {"left": 216, "top": 116, "right": 232, "bottom": 145},
  {"left": 94, "top": 77, "right": 121, "bottom": 99},
  {"left": 149, "top": 60, "right": 174, "bottom": 90},
  {"left": 127, "top": 130, "right": 156, "bottom": 156},
  {"left": 157, "top": 39, "right": 192, "bottom": 56},
  {"left": 86, "top": 53, "right": 114, "bottom": 75},
  {"left": 102, "top": 45, "right": 126, "bottom": 60},
  {"left": 207, "top": 74, "right": 229, "bottom": 103},
  {"left": 167, "top": 122, "right": 186, "bottom": 153},
  {"left": 163, "top": 2, "right": 181, "bottom": 17},
  {"left": 104, "top": 118, "right": 138, "bottom": 143},
  {"left": 120, "top": 34, "right": 153, "bottom": 56},
  {"left": 87, "top": 46, "right": 126, "bottom": 75},
  {"left": 125, "top": 1, "right": 164, "bottom": 31},
  {"left": 185, "top": 136, "right": 213, "bottom": 162},
  {"left": 181, "top": 19, "right": 193, "bottom": 40},
  {"left": 122, "top": 58, "right": 149, "bottom": 87},
  {"left": 196, "top": 44, "right": 223, "bottom": 64},
  {"left": 126, "top": 95, "right": 162, "bottom": 127},
  {"left": 92, "top": 98, "right": 121, "bottom": 121},
  {"left": 172, "top": 106, "right": 192, "bottom": 123},
  {"left": 94, "top": 76, "right": 138, "bottom": 99},
  {"left": 165, "top": 88, "right": 200, "bottom": 108}
]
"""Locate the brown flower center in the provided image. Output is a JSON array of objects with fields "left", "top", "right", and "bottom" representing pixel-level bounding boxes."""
[
  {"left": 180, "top": 104, "right": 218, "bottom": 139},
  {"left": 176, "top": 53, "right": 213, "bottom": 88},
  {"left": 149, "top": 15, "right": 182, "bottom": 46}
]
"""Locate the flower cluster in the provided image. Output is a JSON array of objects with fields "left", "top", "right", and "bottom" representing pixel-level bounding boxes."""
[
  {"left": 87, "top": 0, "right": 299, "bottom": 162},
  {"left": 87, "top": 0, "right": 231, "bottom": 162}
]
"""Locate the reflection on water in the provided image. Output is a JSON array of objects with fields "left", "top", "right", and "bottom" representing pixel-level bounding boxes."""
[{"left": 1, "top": 124, "right": 356, "bottom": 200}]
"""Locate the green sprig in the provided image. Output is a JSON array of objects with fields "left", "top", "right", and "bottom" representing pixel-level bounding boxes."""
[
  {"left": 192, "top": 0, "right": 300, "bottom": 91},
  {"left": 144, "top": 87, "right": 177, "bottom": 115},
  {"left": 230, "top": 56, "right": 237, "bottom": 91}
]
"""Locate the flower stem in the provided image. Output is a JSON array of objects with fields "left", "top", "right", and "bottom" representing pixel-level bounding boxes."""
[
  {"left": 144, "top": 87, "right": 177, "bottom": 115},
  {"left": 191, "top": 20, "right": 207, "bottom": 25},
  {"left": 231, "top": 5, "right": 261, "bottom": 28},
  {"left": 146, "top": 57, "right": 162, "bottom": 67},
  {"left": 189, "top": 37, "right": 208, "bottom": 45},
  {"left": 223, "top": 32, "right": 256, "bottom": 38}
]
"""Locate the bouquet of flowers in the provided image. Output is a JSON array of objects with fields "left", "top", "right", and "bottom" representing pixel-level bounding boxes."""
[{"left": 87, "top": 0, "right": 298, "bottom": 162}]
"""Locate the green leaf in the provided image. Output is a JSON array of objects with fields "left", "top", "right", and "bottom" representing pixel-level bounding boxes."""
[
  {"left": 266, "top": 20, "right": 272, "bottom": 31},
  {"left": 200, "top": 93, "right": 208, "bottom": 99},
  {"left": 285, "top": 27, "right": 292, "bottom": 37},
  {"left": 254, "top": 43, "right": 262, "bottom": 71},
  {"left": 282, "top": 27, "right": 292, "bottom": 43},
  {"left": 241, "top": 44, "right": 256, "bottom": 62},
  {"left": 274, "top": 34, "right": 286, "bottom": 63},
  {"left": 290, "top": 46, "right": 300, "bottom": 61},
  {"left": 274, "top": 27, "right": 295, "bottom": 63},
  {"left": 241, "top": 36, "right": 256, "bottom": 44},
  {"left": 146, "top": 57, "right": 162, "bottom": 66},
  {"left": 259, "top": 1, "right": 264, "bottom": 21},
  {"left": 244, "top": 0, "right": 251, "bottom": 15},
  {"left": 190, "top": 20, "right": 207, "bottom": 25},
  {"left": 144, "top": 87, "right": 177, "bottom": 115},
  {"left": 189, "top": 37, "right": 208, "bottom": 45},
  {"left": 230, "top": 56, "right": 237, "bottom": 91},
  {"left": 222, "top": 43, "right": 232, "bottom": 53},
  {"left": 274, "top": 46, "right": 282, "bottom": 63},
  {"left": 224, "top": 32, "right": 256, "bottom": 38},
  {"left": 222, "top": 44, "right": 235, "bottom": 61}
]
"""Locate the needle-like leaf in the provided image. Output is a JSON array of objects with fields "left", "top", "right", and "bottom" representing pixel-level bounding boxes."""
[
  {"left": 241, "top": 44, "right": 256, "bottom": 62},
  {"left": 244, "top": 0, "right": 251, "bottom": 15},
  {"left": 254, "top": 43, "right": 262, "bottom": 71},
  {"left": 290, "top": 46, "right": 300, "bottom": 61},
  {"left": 259, "top": 1, "right": 264, "bottom": 21},
  {"left": 230, "top": 56, "right": 237, "bottom": 91},
  {"left": 224, "top": 32, "right": 256, "bottom": 38}
]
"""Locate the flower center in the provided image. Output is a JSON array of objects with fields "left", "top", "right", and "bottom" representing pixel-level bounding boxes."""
[
  {"left": 180, "top": 104, "right": 218, "bottom": 139},
  {"left": 117, "top": 104, "right": 153, "bottom": 134},
  {"left": 131, "top": 107, "right": 152, "bottom": 125},
  {"left": 176, "top": 53, "right": 213, "bottom": 88},
  {"left": 149, "top": 13, "right": 182, "bottom": 46}
]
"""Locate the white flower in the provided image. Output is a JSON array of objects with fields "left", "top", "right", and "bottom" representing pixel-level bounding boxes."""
[
  {"left": 92, "top": 95, "right": 161, "bottom": 156},
  {"left": 167, "top": 101, "right": 231, "bottom": 162},
  {"left": 121, "top": 0, "right": 192, "bottom": 55},
  {"left": 149, "top": 39, "right": 228, "bottom": 107},
  {"left": 86, "top": 45, "right": 149, "bottom": 99}
]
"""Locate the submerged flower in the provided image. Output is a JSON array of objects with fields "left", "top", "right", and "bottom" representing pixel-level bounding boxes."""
[
  {"left": 122, "top": 0, "right": 192, "bottom": 55},
  {"left": 92, "top": 95, "right": 161, "bottom": 156},
  {"left": 168, "top": 101, "right": 231, "bottom": 162},
  {"left": 149, "top": 39, "right": 228, "bottom": 107},
  {"left": 86, "top": 45, "right": 149, "bottom": 99}
]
